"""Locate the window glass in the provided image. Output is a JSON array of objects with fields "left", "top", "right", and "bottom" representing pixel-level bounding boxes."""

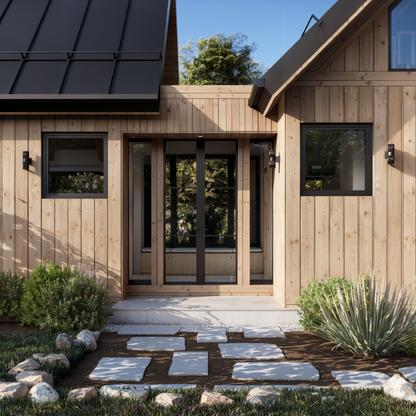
[
  {"left": 301, "top": 125, "right": 371, "bottom": 196},
  {"left": 44, "top": 134, "right": 106, "bottom": 196},
  {"left": 390, "top": 0, "right": 416, "bottom": 69}
]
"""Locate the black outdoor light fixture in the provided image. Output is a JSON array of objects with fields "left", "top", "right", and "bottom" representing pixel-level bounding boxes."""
[
  {"left": 23, "top": 151, "right": 32, "bottom": 170},
  {"left": 385, "top": 144, "right": 395, "bottom": 165}
]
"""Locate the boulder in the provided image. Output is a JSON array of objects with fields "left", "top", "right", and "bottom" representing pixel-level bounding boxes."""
[
  {"left": 73, "top": 340, "right": 83, "bottom": 348},
  {"left": 99, "top": 385, "right": 148, "bottom": 400},
  {"left": 56, "top": 333, "right": 75, "bottom": 350},
  {"left": 9, "top": 358, "right": 41, "bottom": 375},
  {"left": 200, "top": 391, "right": 234, "bottom": 406},
  {"left": 245, "top": 388, "right": 283, "bottom": 405},
  {"left": 383, "top": 374, "right": 416, "bottom": 402},
  {"left": 91, "top": 331, "right": 101, "bottom": 341},
  {"left": 68, "top": 387, "right": 97, "bottom": 402},
  {"left": 28, "top": 382, "right": 59, "bottom": 404},
  {"left": 154, "top": 392, "right": 185, "bottom": 407},
  {"left": 76, "top": 330, "right": 97, "bottom": 352},
  {"left": 32, "top": 353, "right": 45, "bottom": 360},
  {"left": 40, "top": 354, "right": 70, "bottom": 370},
  {"left": 0, "top": 382, "right": 30, "bottom": 401},
  {"left": 16, "top": 371, "right": 54, "bottom": 387}
]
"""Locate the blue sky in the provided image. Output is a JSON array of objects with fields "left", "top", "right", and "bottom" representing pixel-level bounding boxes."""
[{"left": 177, "top": 0, "right": 338, "bottom": 68}]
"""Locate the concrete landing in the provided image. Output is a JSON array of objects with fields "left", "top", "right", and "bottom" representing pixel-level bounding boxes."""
[{"left": 112, "top": 296, "right": 299, "bottom": 325}]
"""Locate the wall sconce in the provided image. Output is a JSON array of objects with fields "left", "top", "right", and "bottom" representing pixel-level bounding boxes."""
[
  {"left": 385, "top": 144, "right": 395, "bottom": 165},
  {"left": 23, "top": 151, "right": 32, "bottom": 170},
  {"left": 269, "top": 149, "right": 276, "bottom": 168}
]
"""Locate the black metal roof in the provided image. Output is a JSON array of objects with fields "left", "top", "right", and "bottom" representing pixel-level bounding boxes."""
[{"left": 0, "top": 0, "right": 173, "bottom": 113}]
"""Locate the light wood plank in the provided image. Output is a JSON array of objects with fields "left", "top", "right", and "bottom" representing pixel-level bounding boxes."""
[
  {"left": 359, "top": 23, "right": 374, "bottom": 72},
  {"left": 330, "top": 53, "right": 344, "bottom": 71},
  {"left": 315, "top": 87, "right": 329, "bottom": 122},
  {"left": 54, "top": 115, "right": 68, "bottom": 132},
  {"left": 68, "top": 199, "right": 81, "bottom": 267},
  {"left": 403, "top": 87, "right": 416, "bottom": 295},
  {"left": 330, "top": 87, "right": 344, "bottom": 122},
  {"left": 218, "top": 98, "right": 227, "bottom": 132},
  {"left": 179, "top": 98, "right": 188, "bottom": 133},
  {"left": 156, "top": 138, "right": 164, "bottom": 286},
  {"left": 359, "top": 87, "right": 374, "bottom": 122},
  {"left": 68, "top": 116, "right": 82, "bottom": 131},
  {"left": 315, "top": 197, "right": 330, "bottom": 278},
  {"left": 192, "top": 99, "right": 201, "bottom": 133},
  {"left": 82, "top": 116, "right": 94, "bottom": 131},
  {"left": 359, "top": 196, "right": 373, "bottom": 276},
  {"left": 374, "top": 10, "right": 388, "bottom": 72},
  {"left": 300, "top": 87, "right": 315, "bottom": 122},
  {"left": 41, "top": 199, "right": 54, "bottom": 264},
  {"left": 344, "top": 197, "right": 358, "bottom": 280},
  {"left": 81, "top": 199, "right": 94, "bottom": 270},
  {"left": 55, "top": 199, "right": 68, "bottom": 267},
  {"left": 15, "top": 117, "right": 29, "bottom": 277},
  {"left": 344, "top": 38, "right": 360, "bottom": 71},
  {"left": 329, "top": 196, "right": 344, "bottom": 277},
  {"left": 151, "top": 138, "right": 158, "bottom": 286},
  {"left": 199, "top": 99, "right": 206, "bottom": 133},
  {"left": 2, "top": 118, "right": 15, "bottom": 272},
  {"left": 301, "top": 197, "right": 315, "bottom": 287},
  {"left": 242, "top": 139, "right": 250, "bottom": 286},
  {"left": 167, "top": 98, "right": 174, "bottom": 132},
  {"left": 345, "top": 87, "right": 359, "bottom": 122},
  {"left": 237, "top": 139, "right": 243, "bottom": 286},
  {"left": 95, "top": 199, "right": 108, "bottom": 286}
]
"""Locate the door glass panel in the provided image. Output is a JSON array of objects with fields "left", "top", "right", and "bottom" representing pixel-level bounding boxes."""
[{"left": 205, "top": 238, "right": 236, "bottom": 283}]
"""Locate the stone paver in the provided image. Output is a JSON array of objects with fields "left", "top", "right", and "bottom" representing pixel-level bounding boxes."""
[
  {"left": 331, "top": 371, "right": 390, "bottom": 389},
  {"left": 232, "top": 362, "right": 319, "bottom": 381},
  {"left": 400, "top": 367, "right": 416, "bottom": 383},
  {"left": 89, "top": 357, "right": 151, "bottom": 381},
  {"left": 99, "top": 385, "right": 148, "bottom": 400},
  {"left": 219, "top": 343, "right": 284, "bottom": 359},
  {"left": 197, "top": 328, "right": 228, "bottom": 343},
  {"left": 118, "top": 325, "right": 182, "bottom": 336},
  {"left": 214, "top": 384, "right": 322, "bottom": 391},
  {"left": 169, "top": 352, "right": 208, "bottom": 376},
  {"left": 127, "top": 337, "right": 185, "bottom": 351},
  {"left": 243, "top": 326, "right": 286, "bottom": 338}
]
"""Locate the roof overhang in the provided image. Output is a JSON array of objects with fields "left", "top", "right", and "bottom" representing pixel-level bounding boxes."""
[{"left": 249, "top": 0, "right": 388, "bottom": 115}]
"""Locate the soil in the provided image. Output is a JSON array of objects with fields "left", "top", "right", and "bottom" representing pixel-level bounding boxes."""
[{"left": 3, "top": 322, "right": 416, "bottom": 389}]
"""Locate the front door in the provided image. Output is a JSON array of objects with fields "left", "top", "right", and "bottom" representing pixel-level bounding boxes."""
[{"left": 165, "top": 140, "right": 237, "bottom": 284}]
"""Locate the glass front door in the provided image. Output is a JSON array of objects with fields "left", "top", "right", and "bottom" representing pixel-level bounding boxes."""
[{"left": 165, "top": 140, "right": 237, "bottom": 284}]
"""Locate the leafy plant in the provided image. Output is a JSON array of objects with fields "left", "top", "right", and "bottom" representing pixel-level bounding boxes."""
[
  {"left": 317, "top": 276, "right": 416, "bottom": 357},
  {"left": 68, "top": 172, "right": 104, "bottom": 193},
  {"left": 296, "top": 275, "right": 354, "bottom": 332},
  {"left": 20, "top": 263, "right": 110, "bottom": 332},
  {"left": 401, "top": 326, "right": 416, "bottom": 357},
  {"left": 0, "top": 270, "right": 26, "bottom": 319}
]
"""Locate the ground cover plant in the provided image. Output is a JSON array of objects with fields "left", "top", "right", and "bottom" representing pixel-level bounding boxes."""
[
  {"left": 1, "top": 386, "right": 416, "bottom": 416},
  {"left": 0, "top": 331, "right": 86, "bottom": 385}
]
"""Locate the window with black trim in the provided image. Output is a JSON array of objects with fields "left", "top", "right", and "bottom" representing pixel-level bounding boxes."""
[
  {"left": 301, "top": 124, "right": 372, "bottom": 196},
  {"left": 389, "top": 0, "right": 416, "bottom": 70},
  {"left": 43, "top": 133, "right": 107, "bottom": 198}
]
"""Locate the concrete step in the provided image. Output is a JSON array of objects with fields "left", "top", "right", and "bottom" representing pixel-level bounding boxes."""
[{"left": 112, "top": 296, "right": 299, "bottom": 325}]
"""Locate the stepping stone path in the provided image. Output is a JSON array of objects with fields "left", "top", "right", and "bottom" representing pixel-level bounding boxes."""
[
  {"left": 232, "top": 362, "right": 319, "bottom": 381},
  {"left": 219, "top": 343, "right": 284, "bottom": 359},
  {"left": 400, "top": 367, "right": 416, "bottom": 382},
  {"left": 127, "top": 337, "right": 185, "bottom": 351},
  {"left": 90, "top": 357, "right": 151, "bottom": 381},
  {"left": 169, "top": 352, "right": 208, "bottom": 376},
  {"left": 118, "top": 324, "right": 182, "bottom": 336},
  {"left": 331, "top": 371, "right": 390, "bottom": 389},
  {"left": 197, "top": 328, "right": 228, "bottom": 343},
  {"left": 243, "top": 326, "right": 286, "bottom": 338}
]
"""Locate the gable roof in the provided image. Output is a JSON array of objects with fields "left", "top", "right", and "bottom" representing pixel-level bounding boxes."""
[
  {"left": 0, "top": 0, "right": 178, "bottom": 113},
  {"left": 249, "top": 0, "right": 389, "bottom": 115}
]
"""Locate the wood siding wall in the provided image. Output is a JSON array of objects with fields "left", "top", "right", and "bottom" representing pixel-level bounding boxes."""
[
  {"left": 0, "top": 86, "right": 277, "bottom": 301},
  {"left": 276, "top": 2, "right": 416, "bottom": 306}
]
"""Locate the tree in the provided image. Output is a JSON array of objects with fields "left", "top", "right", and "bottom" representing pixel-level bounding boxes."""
[{"left": 179, "top": 33, "right": 264, "bottom": 85}]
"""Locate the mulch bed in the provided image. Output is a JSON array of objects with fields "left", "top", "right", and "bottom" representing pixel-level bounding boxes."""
[{"left": 2, "top": 322, "right": 416, "bottom": 389}]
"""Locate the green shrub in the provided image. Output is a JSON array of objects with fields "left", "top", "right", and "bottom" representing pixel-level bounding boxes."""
[
  {"left": 317, "top": 276, "right": 416, "bottom": 357},
  {"left": 0, "top": 270, "right": 26, "bottom": 319},
  {"left": 401, "top": 326, "right": 416, "bottom": 356},
  {"left": 296, "top": 275, "right": 354, "bottom": 332},
  {"left": 20, "top": 263, "right": 110, "bottom": 332}
]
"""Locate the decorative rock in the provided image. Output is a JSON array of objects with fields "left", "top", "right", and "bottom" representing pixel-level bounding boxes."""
[
  {"left": 56, "top": 333, "right": 75, "bottom": 350},
  {"left": 9, "top": 358, "right": 41, "bottom": 375},
  {"left": 99, "top": 385, "right": 149, "bottom": 400},
  {"left": 214, "top": 385, "right": 322, "bottom": 391},
  {"left": 383, "top": 374, "right": 416, "bottom": 402},
  {"left": 154, "top": 392, "right": 185, "bottom": 407},
  {"left": 245, "top": 387, "right": 283, "bottom": 405},
  {"left": 76, "top": 330, "right": 98, "bottom": 352},
  {"left": 400, "top": 367, "right": 416, "bottom": 383},
  {"left": 331, "top": 371, "right": 390, "bottom": 389},
  {"left": 68, "top": 387, "right": 97, "bottom": 402},
  {"left": 40, "top": 354, "right": 70, "bottom": 370},
  {"left": 201, "top": 391, "right": 234, "bottom": 406},
  {"left": 73, "top": 340, "right": 83, "bottom": 348},
  {"left": 16, "top": 371, "right": 54, "bottom": 387},
  {"left": 91, "top": 331, "right": 101, "bottom": 341},
  {"left": 32, "top": 354, "right": 45, "bottom": 360},
  {"left": 28, "top": 382, "right": 59, "bottom": 404},
  {"left": 0, "top": 382, "right": 30, "bottom": 401}
]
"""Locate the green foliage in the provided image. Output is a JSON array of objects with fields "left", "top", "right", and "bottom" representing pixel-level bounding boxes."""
[
  {"left": 0, "top": 270, "right": 25, "bottom": 319},
  {"left": 54, "top": 172, "right": 104, "bottom": 194},
  {"left": 179, "top": 33, "right": 264, "bottom": 85},
  {"left": 296, "top": 275, "right": 354, "bottom": 332},
  {"left": 402, "top": 327, "right": 416, "bottom": 357},
  {"left": 317, "top": 276, "right": 416, "bottom": 357},
  {"left": 20, "top": 263, "right": 110, "bottom": 332}
]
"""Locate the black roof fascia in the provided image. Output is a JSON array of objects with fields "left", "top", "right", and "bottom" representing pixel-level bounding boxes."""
[{"left": 249, "top": 0, "right": 369, "bottom": 114}]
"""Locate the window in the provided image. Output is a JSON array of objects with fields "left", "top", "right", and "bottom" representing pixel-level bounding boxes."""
[
  {"left": 390, "top": 0, "right": 416, "bottom": 70},
  {"left": 301, "top": 124, "right": 372, "bottom": 196},
  {"left": 42, "top": 133, "right": 107, "bottom": 198}
]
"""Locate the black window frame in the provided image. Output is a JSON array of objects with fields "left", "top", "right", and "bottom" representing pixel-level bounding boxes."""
[
  {"left": 300, "top": 123, "right": 373, "bottom": 197},
  {"left": 42, "top": 132, "right": 108, "bottom": 199},
  {"left": 389, "top": 0, "right": 416, "bottom": 71}
]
